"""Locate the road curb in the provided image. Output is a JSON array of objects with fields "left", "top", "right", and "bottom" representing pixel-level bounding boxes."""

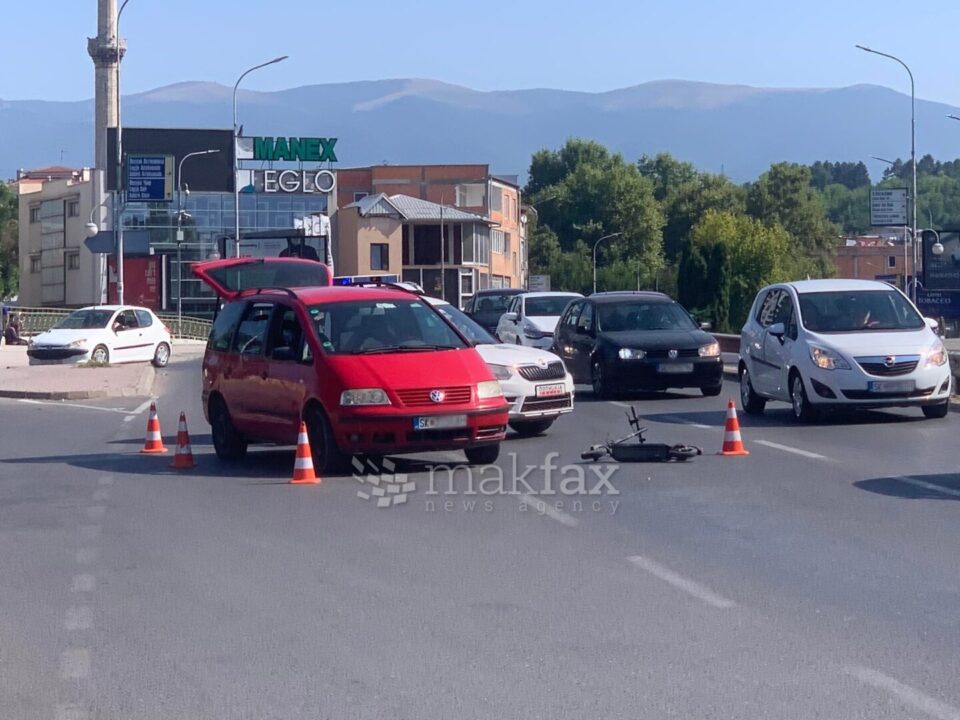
[{"left": 0, "top": 364, "right": 156, "bottom": 401}]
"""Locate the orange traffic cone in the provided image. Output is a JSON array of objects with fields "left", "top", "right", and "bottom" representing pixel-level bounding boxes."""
[
  {"left": 170, "top": 412, "right": 196, "bottom": 470},
  {"left": 290, "top": 421, "right": 320, "bottom": 485},
  {"left": 719, "top": 399, "right": 749, "bottom": 456},
  {"left": 140, "top": 402, "right": 168, "bottom": 454}
]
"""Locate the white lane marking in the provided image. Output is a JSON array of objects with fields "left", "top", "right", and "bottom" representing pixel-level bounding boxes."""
[
  {"left": 55, "top": 703, "right": 90, "bottom": 720},
  {"left": 755, "top": 439, "right": 829, "bottom": 460},
  {"left": 92, "top": 488, "right": 110, "bottom": 502},
  {"left": 65, "top": 606, "right": 93, "bottom": 631},
  {"left": 71, "top": 574, "right": 96, "bottom": 593},
  {"left": 123, "top": 398, "right": 155, "bottom": 422},
  {"left": 60, "top": 648, "right": 90, "bottom": 679},
  {"left": 519, "top": 494, "right": 580, "bottom": 527},
  {"left": 658, "top": 414, "right": 713, "bottom": 430},
  {"left": 97, "top": 475, "right": 114, "bottom": 486},
  {"left": 85, "top": 506, "right": 106, "bottom": 520},
  {"left": 75, "top": 548, "right": 99, "bottom": 565},
  {"left": 17, "top": 399, "right": 138, "bottom": 415},
  {"left": 847, "top": 665, "right": 960, "bottom": 720},
  {"left": 627, "top": 555, "right": 736, "bottom": 609},
  {"left": 78, "top": 525, "right": 101, "bottom": 541},
  {"left": 896, "top": 476, "right": 960, "bottom": 499}
]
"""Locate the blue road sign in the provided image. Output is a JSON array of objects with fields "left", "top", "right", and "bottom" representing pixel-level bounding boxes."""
[{"left": 126, "top": 155, "right": 173, "bottom": 202}]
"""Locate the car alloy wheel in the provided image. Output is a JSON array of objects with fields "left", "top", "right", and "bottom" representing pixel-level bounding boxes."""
[
  {"left": 739, "top": 367, "right": 766, "bottom": 414},
  {"left": 790, "top": 373, "right": 818, "bottom": 423},
  {"left": 152, "top": 342, "right": 170, "bottom": 368},
  {"left": 210, "top": 397, "right": 247, "bottom": 461},
  {"left": 591, "top": 359, "right": 609, "bottom": 399},
  {"left": 91, "top": 345, "right": 109, "bottom": 364}
]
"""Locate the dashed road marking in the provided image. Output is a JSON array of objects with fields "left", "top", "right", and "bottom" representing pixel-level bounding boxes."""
[
  {"left": 71, "top": 574, "right": 96, "bottom": 593},
  {"left": 627, "top": 555, "right": 736, "bottom": 609},
  {"left": 847, "top": 665, "right": 960, "bottom": 720},
  {"left": 895, "top": 476, "right": 960, "bottom": 499},
  {"left": 18, "top": 399, "right": 139, "bottom": 415},
  {"left": 60, "top": 648, "right": 90, "bottom": 679},
  {"left": 657, "top": 414, "right": 713, "bottom": 430},
  {"left": 65, "top": 607, "right": 93, "bottom": 631},
  {"left": 519, "top": 494, "right": 580, "bottom": 527},
  {"left": 75, "top": 548, "right": 99, "bottom": 565},
  {"left": 755, "top": 439, "right": 829, "bottom": 460}
]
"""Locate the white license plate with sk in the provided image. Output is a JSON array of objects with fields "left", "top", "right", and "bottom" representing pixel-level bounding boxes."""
[
  {"left": 413, "top": 415, "right": 468, "bottom": 430},
  {"left": 658, "top": 363, "right": 694, "bottom": 374},
  {"left": 536, "top": 383, "right": 566, "bottom": 398},
  {"left": 868, "top": 380, "right": 915, "bottom": 393}
]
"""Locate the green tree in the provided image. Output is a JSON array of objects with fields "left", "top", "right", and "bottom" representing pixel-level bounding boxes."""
[{"left": 0, "top": 182, "right": 18, "bottom": 299}]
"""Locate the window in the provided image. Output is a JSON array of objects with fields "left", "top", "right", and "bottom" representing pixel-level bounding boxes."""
[
  {"left": 563, "top": 301, "right": 585, "bottom": 328},
  {"left": 232, "top": 303, "right": 274, "bottom": 356},
  {"left": 755, "top": 290, "right": 782, "bottom": 327},
  {"left": 267, "top": 306, "right": 308, "bottom": 361},
  {"left": 67, "top": 200, "right": 80, "bottom": 218},
  {"left": 134, "top": 310, "right": 154, "bottom": 328},
  {"left": 370, "top": 243, "right": 389, "bottom": 271},
  {"left": 30, "top": 256, "right": 42, "bottom": 273},
  {"left": 115, "top": 310, "right": 139, "bottom": 331},
  {"left": 353, "top": 192, "right": 369, "bottom": 203},
  {"left": 576, "top": 303, "right": 594, "bottom": 333},
  {"left": 455, "top": 183, "right": 485, "bottom": 208},
  {"left": 29, "top": 207, "right": 40, "bottom": 224},
  {"left": 491, "top": 230, "right": 505, "bottom": 254},
  {"left": 66, "top": 253, "right": 80, "bottom": 271},
  {"left": 208, "top": 301, "right": 247, "bottom": 352},
  {"left": 489, "top": 187, "right": 503, "bottom": 212},
  {"left": 798, "top": 290, "right": 923, "bottom": 333},
  {"left": 887, "top": 255, "right": 897, "bottom": 269},
  {"left": 504, "top": 233, "right": 511, "bottom": 254}
]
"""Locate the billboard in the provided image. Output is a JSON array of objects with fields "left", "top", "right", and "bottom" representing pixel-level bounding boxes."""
[
  {"left": 107, "top": 128, "right": 234, "bottom": 193},
  {"left": 870, "top": 188, "right": 908, "bottom": 226},
  {"left": 922, "top": 230, "right": 960, "bottom": 291}
]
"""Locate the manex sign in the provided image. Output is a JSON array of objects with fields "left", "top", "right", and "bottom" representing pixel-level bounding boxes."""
[{"left": 253, "top": 137, "right": 337, "bottom": 163}]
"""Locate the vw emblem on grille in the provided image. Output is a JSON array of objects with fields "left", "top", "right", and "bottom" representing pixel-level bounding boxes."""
[
  {"left": 429, "top": 390, "right": 446, "bottom": 403},
  {"left": 884, "top": 355, "right": 897, "bottom": 368},
  {"left": 668, "top": 349, "right": 679, "bottom": 359}
]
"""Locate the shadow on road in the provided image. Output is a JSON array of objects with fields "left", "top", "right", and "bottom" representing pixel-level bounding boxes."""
[
  {"left": 639, "top": 407, "right": 928, "bottom": 428},
  {"left": 855, "top": 473, "right": 960, "bottom": 501}
]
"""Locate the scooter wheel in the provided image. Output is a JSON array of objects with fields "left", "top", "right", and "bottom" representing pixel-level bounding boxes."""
[{"left": 669, "top": 445, "right": 702, "bottom": 461}]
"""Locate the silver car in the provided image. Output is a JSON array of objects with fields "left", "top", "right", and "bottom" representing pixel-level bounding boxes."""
[{"left": 738, "top": 279, "right": 952, "bottom": 421}]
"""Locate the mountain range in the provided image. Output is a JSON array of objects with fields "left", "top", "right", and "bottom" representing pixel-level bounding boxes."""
[{"left": 3, "top": 78, "right": 960, "bottom": 184}]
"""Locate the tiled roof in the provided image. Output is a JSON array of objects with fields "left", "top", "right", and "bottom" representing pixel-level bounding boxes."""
[{"left": 345, "top": 193, "right": 490, "bottom": 223}]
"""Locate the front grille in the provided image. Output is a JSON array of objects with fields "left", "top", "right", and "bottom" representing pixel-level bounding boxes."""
[
  {"left": 644, "top": 348, "right": 700, "bottom": 360},
  {"left": 841, "top": 387, "right": 934, "bottom": 400},
  {"left": 27, "top": 347, "right": 87, "bottom": 360},
  {"left": 855, "top": 356, "right": 920, "bottom": 377},
  {"left": 395, "top": 386, "right": 472, "bottom": 407},
  {"left": 520, "top": 395, "right": 573, "bottom": 413},
  {"left": 517, "top": 362, "right": 566, "bottom": 381}
]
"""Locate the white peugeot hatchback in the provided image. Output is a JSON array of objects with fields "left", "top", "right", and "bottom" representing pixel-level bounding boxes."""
[{"left": 739, "top": 279, "right": 952, "bottom": 421}]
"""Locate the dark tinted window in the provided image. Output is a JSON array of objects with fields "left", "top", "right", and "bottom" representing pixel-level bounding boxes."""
[
  {"left": 756, "top": 290, "right": 782, "bottom": 327},
  {"left": 474, "top": 293, "right": 516, "bottom": 315},
  {"left": 54, "top": 309, "right": 114, "bottom": 330},
  {"left": 596, "top": 301, "right": 696, "bottom": 332},
  {"left": 232, "top": 303, "right": 273, "bottom": 356},
  {"left": 576, "top": 303, "right": 594, "bottom": 332},
  {"left": 208, "top": 301, "right": 246, "bottom": 352},
  {"left": 116, "top": 309, "right": 139, "bottom": 330},
  {"left": 267, "top": 306, "right": 309, "bottom": 361},
  {"left": 206, "top": 261, "right": 329, "bottom": 294},
  {"left": 134, "top": 310, "right": 153, "bottom": 328},
  {"left": 798, "top": 290, "right": 923, "bottom": 333},
  {"left": 433, "top": 303, "right": 497, "bottom": 345},
  {"left": 562, "top": 301, "right": 585, "bottom": 328},
  {"left": 525, "top": 295, "right": 578, "bottom": 317}
]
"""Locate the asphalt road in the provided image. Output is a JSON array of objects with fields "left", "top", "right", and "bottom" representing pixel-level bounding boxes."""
[{"left": 1, "top": 352, "right": 959, "bottom": 719}]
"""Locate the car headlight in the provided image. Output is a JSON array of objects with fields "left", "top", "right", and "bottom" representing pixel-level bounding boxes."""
[
  {"left": 488, "top": 363, "right": 514, "bottom": 380},
  {"left": 477, "top": 380, "right": 504, "bottom": 399},
  {"left": 809, "top": 345, "right": 850, "bottom": 370},
  {"left": 69, "top": 339, "right": 88, "bottom": 347},
  {"left": 925, "top": 341, "right": 948, "bottom": 368},
  {"left": 699, "top": 342, "right": 720, "bottom": 358},
  {"left": 618, "top": 348, "right": 646, "bottom": 360},
  {"left": 340, "top": 388, "right": 391, "bottom": 406}
]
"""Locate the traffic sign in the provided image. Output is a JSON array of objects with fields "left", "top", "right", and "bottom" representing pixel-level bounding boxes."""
[
  {"left": 126, "top": 155, "right": 174, "bottom": 202},
  {"left": 870, "top": 188, "right": 908, "bottom": 226}
]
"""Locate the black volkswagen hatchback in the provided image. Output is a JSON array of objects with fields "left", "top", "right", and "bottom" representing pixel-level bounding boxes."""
[{"left": 552, "top": 292, "right": 723, "bottom": 398}]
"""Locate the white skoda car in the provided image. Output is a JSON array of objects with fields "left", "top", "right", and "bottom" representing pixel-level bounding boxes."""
[
  {"left": 495, "top": 292, "right": 583, "bottom": 349},
  {"left": 739, "top": 280, "right": 952, "bottom": 421},
  {"left": 425, "top": 297, "right": 575, "bottom": 436},
  {"left": 27, "top": 305, "right": 173, "bottom": 367}
]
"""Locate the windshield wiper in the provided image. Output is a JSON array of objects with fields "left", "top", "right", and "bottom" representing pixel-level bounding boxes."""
[{"left": 351, "top": 344, "right": 458, "bottom": 355}]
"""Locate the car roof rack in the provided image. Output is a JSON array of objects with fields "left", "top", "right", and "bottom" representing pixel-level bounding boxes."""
[{"left": 236, "top": 286, "right": 300, "bottom": 299}]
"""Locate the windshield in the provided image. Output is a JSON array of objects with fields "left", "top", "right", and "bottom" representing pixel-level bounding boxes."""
[
  {"left": 525, "top": 296, "right": 577, "bottom": 317},
  {"left": 308, "top": 299, "right": 468, "bottom": 354},
  {"left": 798, "top": 290, "right": 923, "bottom": 333},
  {"left": 597, "top": 301, "right": 697, "bottom": 332},
  {"left": 433, "top": 303, "right": 497, "bottom": 345},
  {"left": 53, "top": 309, "right": 114, "bottom": 330},
  {"left": 472, "top": 293, "right": 517, "bottom": 315}
]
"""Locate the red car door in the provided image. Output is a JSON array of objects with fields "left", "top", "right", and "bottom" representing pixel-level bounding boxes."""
[
  {"left": 260, "top": 303, "right": 315, "bottom": 444},
  {"left": 225, "top": 301, "right": 274, "bottom": 436}
]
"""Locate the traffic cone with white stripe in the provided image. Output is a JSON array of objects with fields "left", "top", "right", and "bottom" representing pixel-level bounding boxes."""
[
  {"left": 170, "top": 412, "right": 196, "bottom": 470},
  {"left": 290, "top": 421, "right": 320, "bottom": 485},
  {"left": 139, "top": 402, "right": 168, "bottom": 454},
  {"left": 719, "top": 399, "right": 749, "bottom": 456}
]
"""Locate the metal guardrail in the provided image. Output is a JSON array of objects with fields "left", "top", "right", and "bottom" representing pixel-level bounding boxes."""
[
  {"left": 713, "top": 333, "right": 741, "bottom": 355},
  {"left": 7, "top": 306, "right": 211, "bottom": 341}
]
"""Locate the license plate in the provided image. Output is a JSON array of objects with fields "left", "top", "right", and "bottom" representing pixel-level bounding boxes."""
[
  {"left": 658, "top": 363, "right": 694, "bottom": 374},
  {"left": 536, "top": 383, "right": 567, "bottom": 398},
  {"left": 868, "top": 380, "right": 915, "bottom": 393},
  {"left": 413, "top": 414, "right": 468, "bottom": 430}
]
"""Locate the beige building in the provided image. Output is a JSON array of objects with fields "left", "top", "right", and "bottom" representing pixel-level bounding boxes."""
[{"left": 17, "top": 167, "right": 103, "bottom": 307}]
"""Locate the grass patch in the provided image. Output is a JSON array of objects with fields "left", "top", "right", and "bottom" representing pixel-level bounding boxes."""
[{"left": 78, "top": 360, "right": 111, "bottom": 369}]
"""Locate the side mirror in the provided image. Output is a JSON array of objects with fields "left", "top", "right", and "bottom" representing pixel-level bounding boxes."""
[
  {"left": 768, "top": 322, "right": 786, "bottom": 339},
  {"left": 924, "top": 317, "right": 941, "bottom": 333},
  {"left": 271, "top": 346, "right": 297, "bottom": 362},
  {"left": 503, "top": 312, "right": 518, "bottom": 323},
  {"left": 699, "top": 321, "right": 712, "bottom": 331}
]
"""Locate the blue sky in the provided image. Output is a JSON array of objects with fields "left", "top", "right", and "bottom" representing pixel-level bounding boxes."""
[{"left": 6, "top": 0, "right": 960, "bottom": 105}]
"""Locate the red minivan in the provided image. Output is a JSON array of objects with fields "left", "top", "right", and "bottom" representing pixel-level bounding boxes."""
[{"left": 193, "top": 258, "right": 508, "bottom": 472}]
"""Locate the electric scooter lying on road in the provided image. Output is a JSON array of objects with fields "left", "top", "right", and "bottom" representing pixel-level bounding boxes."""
[{"left": 581, "top": 406, "right": 702, "bottom": 462}]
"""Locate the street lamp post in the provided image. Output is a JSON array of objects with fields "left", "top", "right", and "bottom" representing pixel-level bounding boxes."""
[
  {"left": 856, "top": 45, "right": 917, "bottom": 303},
  {"left": 176, "top": 149, "right": 221, "bottom": 327},
  {"left": 592, "top": 231, "right": 622, "bottom": 295},
  {"left": 871, "top": 155, "right": 911, "bottom": 285},
  {"left": 232, "top": 56, "right": 289, "bottom": 258},
  {"left": 114, "top": 0, "right": 134, "bottom": 305}
]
